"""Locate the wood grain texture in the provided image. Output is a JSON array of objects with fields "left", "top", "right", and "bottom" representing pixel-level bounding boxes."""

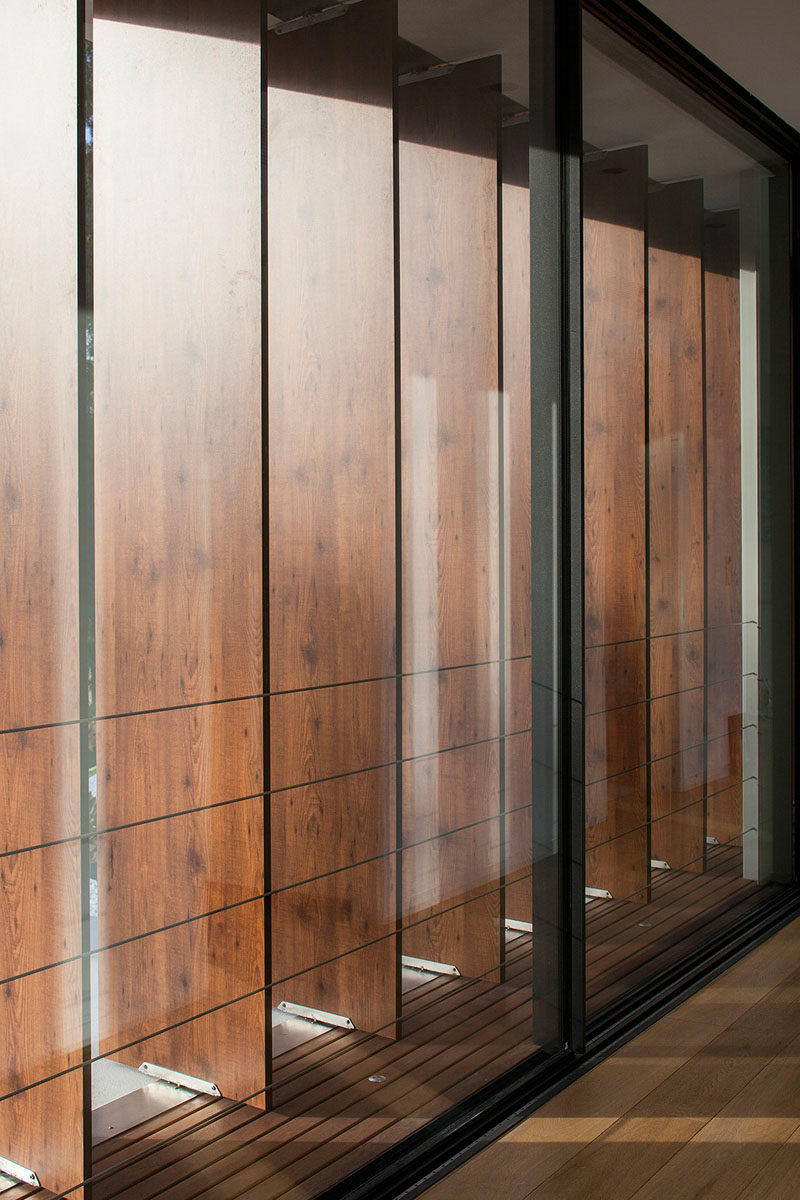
[
  {"left": 0, "top": 964, "right": 82, "bottom": 1097},
  {"left": 402, "top": 663, "right": 500, "bottom": 759},
  {"left": 648, "top": 180, "right": 706, "bottom": 879},
  {"left": 97, "top": 798, "right": 263, "bottom": 945},
  {"left": 0, "top": 1073, "right": 83, "bottom": 1198},
  {"left": 403, "top": 741, "right": 501, "bottom": 980},
  {"left": 648, "top": 180, "right": 705, "bottom": 639},
  {"left": 505, "top": 731, "right": 533, "bottom": 923},
  {"left": 93, "top": 0, "right": 262, "bottom": 715},
  {"left": 0, "top": 0, "right": 79, "bottom": 734},
  {"left": 0, "top": 846, "right": 81, "bottom": 981},
  {"left": 705, "top": 211, "right": 743, "bottom": 845},
  {"left": 583, "top": 146, "right": 647, "bottom": 650},
  {"left": 97, "top": 911, "right": 264, "bottom": 1104},
  {"left": 400, "top": 56, "right": 501, "bottom": 675},
  {"left": 586, "top": 769, "right": 648, "bottom": 902},
  {"left": 271, "top": 768, "right": 396, "bottom": 1033},
  {"left": 505, "top": 657, "right": 532, "bottom": 735},
  {"left": 650, "top": 632, "right": 704, "bottom": 700},
  {"left": 585, "top": 642, "right": 647, "bottom": 716},
  {"left": 0, "top": 5, "right": 81, "bottom": 1185},
  {"left": 585, "top": 703, "right": 647, "bottom": 785},
  {"left": 107, "top": 995, "right": 266, "bottom": 1107},
  {"left": 95, "top": 699, "right": 262, "bottom": 830},
  {"left": 583, "top": 148, "right": 648, "bottom": 902},
  {"left": 0, "top": 726, "right": 80, "bottom": 852},
  {"left": 502, "top": 121, "right": 532, "bottom": 663},
  {"left": 271, "top": 679, "right": 396, "bottom": 791},
  {"left": 267, "top": 0, "right": 395, "bottom": 692}
]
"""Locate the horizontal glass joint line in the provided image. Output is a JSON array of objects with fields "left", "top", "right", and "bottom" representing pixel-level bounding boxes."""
[
  {"left": 586, "top": 723, "right": 756, "bottom": 787},
  {"left": 0, "top": 850, "right": 537, "bottom": 991},
  {"left": 586, "top": 775, "right": 755, "bottom": 852},
  {"left": 585, "top": 670, "right": 756, "bottom": 717},
  {"left": 584, "top": 618, "right": 757, "bottom": 653}
]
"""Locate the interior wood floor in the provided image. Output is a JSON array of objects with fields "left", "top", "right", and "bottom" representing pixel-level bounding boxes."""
[{"left": 424, "top": 913, "right": 800, "bottom": 1200}]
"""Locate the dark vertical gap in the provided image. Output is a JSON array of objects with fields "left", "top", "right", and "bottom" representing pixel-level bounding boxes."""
[
  {"left": 77, "top": 0, "right": 95, "bottom": 1187},
  {"left": 562, "top": 0, "right": 586, "bottom": 1054},
  {"left": 701, "top": 220, "right": 710, "bottom": 871},
  {"left": 261, "top": 6, "right": 273, "bottom": 1101},
  {"left": 497, "top": 98, "right": 507, "bottom": 984},
  {"left": 643, "top": 188, "right": 652, "bottom": 904},
  {"left": 392, "top": 0, "right": 404, "bottom": 1040}
]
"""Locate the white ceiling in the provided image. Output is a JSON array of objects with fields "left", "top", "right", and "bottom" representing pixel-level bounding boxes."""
[{"left": 645, "top": 0, "right": 800, "bottom": 133}]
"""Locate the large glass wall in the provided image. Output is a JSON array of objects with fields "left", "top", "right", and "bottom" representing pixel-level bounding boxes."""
[
  {"left": 582, "top": 11, "right": 795, "bottom": 1015},
  {"left": 1, "top": 1, "right": 796, "bottom": 1196},
  {"left": 0, "top": 1, "right": 562, "bottom": 1196}
]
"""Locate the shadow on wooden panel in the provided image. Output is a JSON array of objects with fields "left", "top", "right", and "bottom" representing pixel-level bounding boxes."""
[
  {"left": 651, "top": 746, "right": 705, "bottom": 873},
  {"left": 268, "top": 0, "right": 395, "bottom": 693},
  {"left": 583, "top": 146, "right": 647, "bottom": 650},
  {"left": 587, "top": 768, "right": 648, "bottom": 902},
  {"left": 93, "top": 4, "right": 262, "bottom": 716},
  {"left": 585, "top": 703, "right": 647, "bottom": 784},
  {"left": 400, "top": 57, "right": 501, "bottom": 676},
  {"left": 502, "top": 120, "right": 532, "bottom": 664}
]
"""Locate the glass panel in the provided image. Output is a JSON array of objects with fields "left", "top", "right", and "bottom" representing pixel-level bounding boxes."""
[
  {"left": 1, "top": 1, "right": 565, "bottom": 1195},
  {"left": 582, "top": 11, "right": 794, "bottom": 1014}
]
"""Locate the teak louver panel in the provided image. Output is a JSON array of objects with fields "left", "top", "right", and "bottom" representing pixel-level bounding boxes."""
[
  {"left": 502, "top": 121, "right": 533, "bottom": 925},
  {"left": 0, "top": 0, "right": 82, "bottom": 1192},
  {"left": 648, "top": 179, "right": 706, "bottom": 874},
  {"left": 583, "top": 146, "right": 648, "bottom": 901},
  {"left": 267, "top": 0, "right": 397, "bottom": 1034},
  {"left": 704, "top": 210, "right": 744, "bottom": 845},
  {"left": 399, "top": 57, "right": 502, "bottom": 978},
  {"left": 93, "top": 0, "right": 265, "bottom": 1103}
]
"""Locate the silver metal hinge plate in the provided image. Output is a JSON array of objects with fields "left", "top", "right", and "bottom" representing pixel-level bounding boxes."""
[
  {"left": 277, "top": 1000, "right": 355, "bottom": 1030},
  {"left": 401, "top": 954, "right": 460, "bottom": 977},
  {"left": 0, "top": 1154, "right": 41, "bottom": 1189},
  {"left": 650, "top": 858, "right": 670, "bottom": 870},
  {"left": 585, "top": 886, "right": 612, "bottom": 900},
  {"left": 505, "top": 918, "right": 533, "bottom": 934},
  {"left": 139, "top": 1062, "right": 221, "bottom": 1097}
]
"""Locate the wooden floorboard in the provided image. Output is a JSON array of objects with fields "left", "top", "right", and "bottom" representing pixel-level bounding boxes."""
[{"left": 422, "top": 915, "right": 800, "bottom": 1200}]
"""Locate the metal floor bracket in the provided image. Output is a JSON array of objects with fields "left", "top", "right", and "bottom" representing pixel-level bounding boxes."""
[
  {"left": 401, "top": 954, "right": 460, "bottom": 977},
  {"left": 585, "top": 886, "right": 613, "bottom": 900},
  {"left": 277, "top": 1000, "right": 355, "bottom": 1030},
  {"left": 650, "top": 858, "right": 670, "bottom": 870},
  {"left": 0, "top": 1154, "right": 40, "bottom": 1190},
  {"left": 139, "top": 1062, "right": 221, "bottom": 1097},
  {"left": 504, "top": 918, "right": 533, "bottom": 934},
  {"left": 706, "top": 835, "right": 720, "bottom": 845}
]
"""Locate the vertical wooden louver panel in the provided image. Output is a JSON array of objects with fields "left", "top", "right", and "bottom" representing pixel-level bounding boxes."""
[
  {"left": 704, "top": 210, "right": 744, "bottom": 846},
  {"left": 0, "top": 0, "right": 82, "bottom": 1192},
  {"left": 583, "top": 146, "right": 648, "bottom": 903},
  {"left": 501, "top": 121, "right": 534, "bottom": 926},
  {"left": 93, "top": 0, "right": 265, "bottom": 1103},
  {"left": 648, "top": 179, "right": 706, "bottom": 875},
  {"left": 399, "top": 56, "right": 503, "bottom": 979},
  {"left": 267, "top": 0, "right": 397, "bottom": 1035}
]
